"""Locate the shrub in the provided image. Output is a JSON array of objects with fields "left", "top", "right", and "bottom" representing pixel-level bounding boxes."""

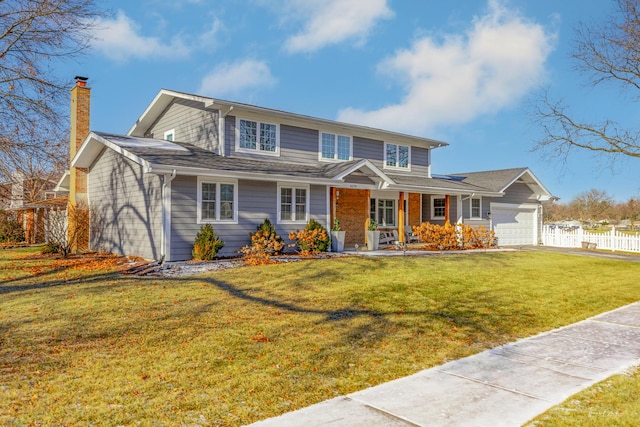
[
  {"left": 0, "top": 210, "right": 24, "bottom": 243},
  {"left": 239, "top": 218, "right": 285, "bottom": 264},
  {"left": 192, "top": 224, "right": 225, "bottom": 260},
  {"left": 288, "top": 218, "right": 330, "bottom": 256},
  {"left": 413, "top": 221, "right": 496, "bottom": 250}
]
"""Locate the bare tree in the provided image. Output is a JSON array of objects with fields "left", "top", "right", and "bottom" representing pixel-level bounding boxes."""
[
  {"left": 0, "top": 0, "right": 103, "bottom": 184},
  {"left": 570, "top": 189, "right": 614, "bottom": 222},
  {"left": 534, "top": 0, "right": 640, "bottom": 160}
]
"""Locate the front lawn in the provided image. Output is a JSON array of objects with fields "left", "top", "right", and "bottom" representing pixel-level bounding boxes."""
[{"left": 1, "top": 247, "right": 639, "bottom": 426}]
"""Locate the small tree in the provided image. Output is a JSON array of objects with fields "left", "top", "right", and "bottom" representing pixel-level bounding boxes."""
[
  {"left": 0, "top": 210, "right": 24, "bottom": 243},
  {"left": 41, "top": 203, "right": 90, "bottom": 257},
  {"left": 192, "top": 224, "right": 225, "bottom": 260}
]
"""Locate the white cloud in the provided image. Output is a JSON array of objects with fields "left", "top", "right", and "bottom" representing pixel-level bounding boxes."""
[
  {"left": 91, "top": 10, "right": 190, "bottom": 62},
  {"left": 338, "top": 0, "right": 555, "bottom": 135},
  {"left": 283, "top": 0, "right": 394, "bottom": 53},
  {"left": 198, "top": 59, "right": 277, "bottom": 97}
]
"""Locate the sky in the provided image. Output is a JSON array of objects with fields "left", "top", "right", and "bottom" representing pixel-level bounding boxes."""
[{"left": 56, "top": 0, "right": 639, "bottom": 202}]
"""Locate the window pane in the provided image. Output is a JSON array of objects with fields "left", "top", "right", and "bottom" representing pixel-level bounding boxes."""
[
  {"left": 202, "top": 201, "right": 215, "bottom": 220},
  {"left": 386, "top": 144, "right": 397, "bottom": 167},
  {"left": 337, "top": 135, "right": 350, "bottom": 160},
  {"left": 295, "top": 189, "right": 306, "bottom": 221},
  {"left": 370, "top": 198, "right": 376, "bottom": 221},
  {"left": 281, "top": 188, "right": 292, "bottom": 221},
  {"left": 434, "top": 197, "right": 445, "bottom": 217},
  {"left": 398, "top": 145, "right": 409, "bottom": 168},
  {"left": 220, "top": 184, "right": 234, "bottom": 219},
  {"left": 260, "top": 123, "right": 277, "bottom": 152},
  {"left": 321, "top": 133, "right": 335, "bottom": 159},
  {"left": 377, "top": 199, "right": 395, "bottom": 226},
  {"left": 239, "top": 119, "right": 257, "bottom": 149},
  {"left": 471, "top": 198, "right": 480, "bottom": 217},
  {"left": 202, "top": 181, "right": 216, "bottom": 220}
]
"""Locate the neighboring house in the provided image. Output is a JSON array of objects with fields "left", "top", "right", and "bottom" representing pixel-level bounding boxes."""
[
  {"left": 0, "top": 172, "right": 66, "bottom": 243},
  {"left": 62, "top": 79, "right": 555, "bottom": 261}
]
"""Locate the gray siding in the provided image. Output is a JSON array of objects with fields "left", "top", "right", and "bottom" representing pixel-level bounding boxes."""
[
  {"left": 147, "top": 99, "right": 220, "bottom": 153},
  {"left": 224, "top": 116, "right": 431, "bottom": 177},
  {"left": 88, "top": 148, "right": 162, "bottom": 260},
  {"left": 170, "top": 176, "right": 328, "bottom": 260},
  {"left": 421, "top": 194, "right": 458, "bottom": 225}
]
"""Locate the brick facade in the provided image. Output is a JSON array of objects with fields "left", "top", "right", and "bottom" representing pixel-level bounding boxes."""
[{"left": 333, "top": 188, "right": 370, "bottom": 247}]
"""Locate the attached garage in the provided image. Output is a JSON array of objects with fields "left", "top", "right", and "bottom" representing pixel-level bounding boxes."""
[{"left": 490, "top": 203, "right": 538, "bottom": 246}]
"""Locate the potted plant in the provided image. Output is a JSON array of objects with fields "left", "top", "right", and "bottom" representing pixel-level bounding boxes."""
[
  {"left": 365, "top": 219, "right": 380, "bottom": 251},
  {"left": 330, "top": 218, "right": 346, "bottom": 252}
]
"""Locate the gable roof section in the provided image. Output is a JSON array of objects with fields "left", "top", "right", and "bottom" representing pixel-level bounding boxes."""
[
  {"left": 450, "top": 167, "right": 556, "bottom": 201},
  {"left": 128, "top": 89, "right": 448, "bottom": 149}
]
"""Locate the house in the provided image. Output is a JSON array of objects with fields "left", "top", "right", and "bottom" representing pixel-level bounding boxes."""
[
  {"left": 61, "top": 78, "right": 555, "bottom": 261},
  {"left": 0, "top": 171, "right": 66, "bottom": 244}
]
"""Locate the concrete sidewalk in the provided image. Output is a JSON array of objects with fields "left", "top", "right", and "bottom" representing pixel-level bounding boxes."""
[{"left": 248, "top": 302, "right": 640, "bottom": 427}]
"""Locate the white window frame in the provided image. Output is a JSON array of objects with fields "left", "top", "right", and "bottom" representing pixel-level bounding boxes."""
[
  {"left": 197, "top": 177, "right": 238, "bottom": 224},
  {"left": 383, "top": 142, "right": 411, "bottom": 170},
  {"left": 235, "top": 117, "right": 280, "bottom": 156},
  {"left": 470, "top": 197, "right": 482, "bottom": 219},
  {"left": 372, "top": 198, "right": 396, "bottom": 227},
  {"left": 164, "top": 129, "right": 175, "bottom": 142},
  {"left": 277, "top": 183, "right": 310, "bottom": 224},
  {"left": 319, "top": 131, "right": 352, "bottom": 162},
  {"left": 431, "top": 196, "right": 446, "bottom": 220}
]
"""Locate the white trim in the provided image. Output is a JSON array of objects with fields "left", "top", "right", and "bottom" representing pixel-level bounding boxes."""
[
  {"left": 318, "top": 131, "right": 353, "bottom": 162},
  {"left": 383, "top": 142, "right": 411, "bottom": 171},
  {"left": 431, "top": 195, "right": 446, "bottom": 220},
  {"left": 234, "top": 117, "right": 280, "bottom": 157},
  {"left": 164, "top": 129, "right": 175, "bottom": 142},
  {"left": 277, "top": 183, "right": 310, "bottom": 225},
  {"left": 196, "top": 177, "right": 239, "bottom": 224},
  {"left": 470, "top": 196, "right": 482, "bottom": 219}
]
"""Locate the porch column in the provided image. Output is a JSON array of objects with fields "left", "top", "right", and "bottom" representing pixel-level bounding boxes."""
[
  {"left": 398, "top": 192, "right": 405, "bottom": 243},
  {"left": 445, "top": 195, "right": 450, "bottom": 223}
]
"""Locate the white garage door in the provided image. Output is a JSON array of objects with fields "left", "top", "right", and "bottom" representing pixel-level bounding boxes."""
[{"left": 491, "top": 205, "right": 537, "bottom": 246}]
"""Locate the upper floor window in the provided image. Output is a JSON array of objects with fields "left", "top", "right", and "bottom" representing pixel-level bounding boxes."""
[
  {"left": 432, "top": 196, "right": 446, "bottom": 220},
  {"left": 164, "top": 129, "right": 175, "bottom": 142},
  {"left": 320, "top": 132, "right": 351, "bottom": 161},
  {"left": 278, "top": 184, "right": 309, "bottom": 224},
  {"left": 385, "top": 143, "right": 410, "bottom": 169},
  {"left": 236, "top": 118, "right": 279, "bottom": 155},
  {"left": 197, "top": 177, "right": 238, "bottom": 224},
  {"left": 471, "top": 197, "right": 482, "bottom": 219}
]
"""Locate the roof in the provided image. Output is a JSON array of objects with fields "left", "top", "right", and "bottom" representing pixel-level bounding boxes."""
[
  {"left": 72, "top": 132, "right": 500, "bottom": 194},
  {"left": 128, "top": 89, "right": 448, "bottom": 150},
  {"left": 21, "top": 195, "right": 68, "bottom": 210},
  {"left": 449, "top": 167, "right": 556, "bottom": 201}
]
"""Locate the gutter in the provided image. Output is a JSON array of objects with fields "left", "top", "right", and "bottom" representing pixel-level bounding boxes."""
[{"left": 160, "top": 169, "right": 177, "bottom": 263}]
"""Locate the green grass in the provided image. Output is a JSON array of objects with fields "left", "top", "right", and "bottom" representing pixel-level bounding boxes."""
[
  {"left": 526, "top": 368, "right": 640, "bottom": 426},
  {"left": 1, "top": 247, "right": 640, "bottom": 426}
]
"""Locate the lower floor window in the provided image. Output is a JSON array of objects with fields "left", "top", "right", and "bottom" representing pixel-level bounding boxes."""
[
  {"left": 279, "top": 185, "right": 309, "bottom": 223},
  {"left": 432, "top": 196, "right": 446, "bottom": 219},
  {"left": 370, "top": 198, "right": 396, "bottom": 227},
  {"left": 198, "top": 178, "right": 238, "bottom": 223}
]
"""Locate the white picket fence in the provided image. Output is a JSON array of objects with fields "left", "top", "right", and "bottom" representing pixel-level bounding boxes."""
[{"left": 542, "top": 225, "right": 640, "bottom": 253}]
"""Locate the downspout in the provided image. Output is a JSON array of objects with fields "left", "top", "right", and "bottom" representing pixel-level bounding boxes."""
[{"left": 160, "top": 169, "right": 177, "bottom": 263}]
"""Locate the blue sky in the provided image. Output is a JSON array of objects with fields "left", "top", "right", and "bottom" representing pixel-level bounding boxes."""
[{"left": 58, "top": 0, "right": 639, "bottom": 202}]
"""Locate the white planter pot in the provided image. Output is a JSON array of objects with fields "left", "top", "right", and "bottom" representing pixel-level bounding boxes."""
[
  {"left": 331, "top": 230, "right": 346, "bottom": 252},
  {"left": 366, "top": 230, "right": 380, "bottom": 251}
]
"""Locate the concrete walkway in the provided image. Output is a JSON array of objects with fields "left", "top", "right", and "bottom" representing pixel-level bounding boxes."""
[{"left": 248, "top": 302, "right": 640, "bottom": 426}]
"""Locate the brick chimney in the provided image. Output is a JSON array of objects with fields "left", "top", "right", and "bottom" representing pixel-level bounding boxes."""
[{"left": 68, "top": 76, "right": 90, "bottom": 251}]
